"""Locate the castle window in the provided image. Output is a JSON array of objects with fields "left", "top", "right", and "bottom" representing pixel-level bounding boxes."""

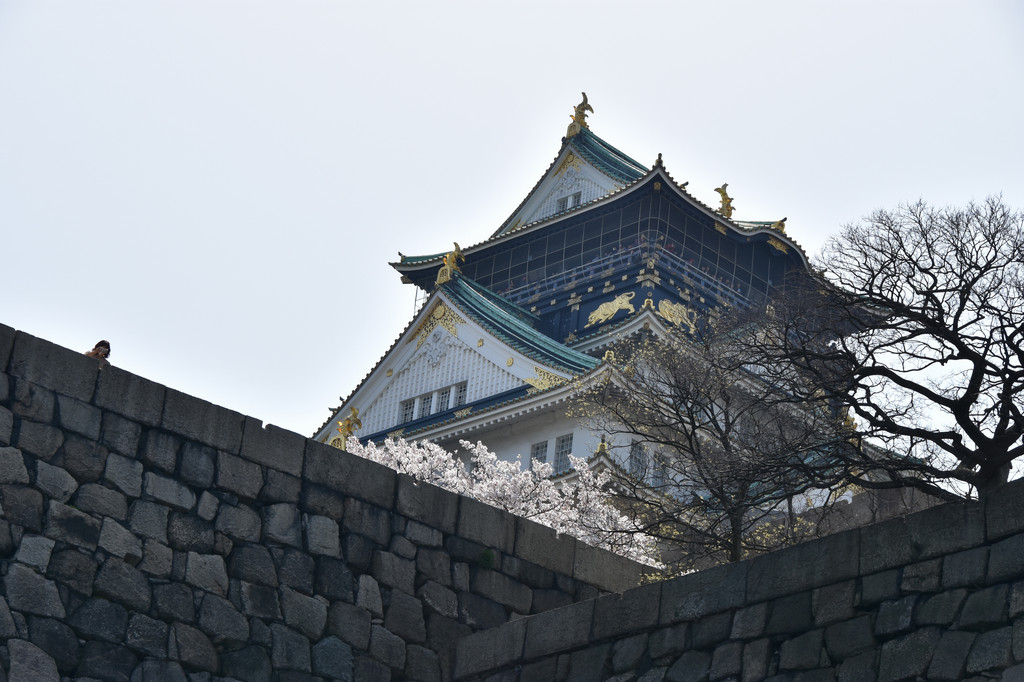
[
  {"left": 530, "top": 440, "right": 549, "bottom": 469},
  {"left": 453, "top": 382, "right": 468, "bottom": 407},
  {"left": 629, "top": 440, "right": 649, "bottom": 477},
  {"left": 435, "top": 387, "right": 451, "bottom": 414},
  {"left": 417, "top": 393, "right": 433, "bottom": 418},
  {"left": 554, "top": 433, "right": 573, "bottom": 474},
  {"left": 400, "top": 399, "right": 416, "bottom": 424},
  {"left": 557, "top": 192, "right": 582, "bottom": 212}
]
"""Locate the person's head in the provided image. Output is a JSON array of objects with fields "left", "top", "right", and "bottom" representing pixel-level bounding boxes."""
[{"left": 93, "top": 340, "right": 110, "bottom": 358}]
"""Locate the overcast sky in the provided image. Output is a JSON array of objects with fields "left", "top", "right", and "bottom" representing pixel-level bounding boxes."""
[{"left": 2, "top": 1, "right": 1021, "bottom": 437}]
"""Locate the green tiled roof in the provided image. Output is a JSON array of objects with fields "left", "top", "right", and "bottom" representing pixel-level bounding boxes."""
[
  {"left": 569, "top": 127, "right": 647, "bottom": 184},
  {"left": 441, "top": 272, "right": 599, "bottom": 376}
]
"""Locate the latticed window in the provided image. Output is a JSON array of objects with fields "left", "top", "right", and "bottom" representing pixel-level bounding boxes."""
[
  {"left": 554, "top": 434, "right": 573, "bottom": 474},
  {"left": 629, "top": 440, "right": 649, "bottom": 477},
  {"left": 400, "top": 399, "right": 416, "bottom": 424},
  {"left": 453, "top": 382, "right": 468, "bottom": 407},
  {"left": 417, "top": 394, "right": 433, "bottom": 418},
  {"left": 530, "top": 441, "right": 549, "bottom": 469},
  {"left": 435, "top": 387, "right": 451, "bottom": 414}
]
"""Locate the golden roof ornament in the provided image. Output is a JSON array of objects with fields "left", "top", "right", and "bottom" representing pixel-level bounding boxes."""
[
  {"left": 336, "top": 407, "right": 362, "bottom": 447},
  {"left": 566, "top": 92, "right": 593, "bottom": 138},
  {"left": 771, "top": 217, "right": 788, "bottom": 233},
  {"left": 434, "top": 242, "right": 464, "bottom": 287},
  {"left": 715, "top": 184, "right": 734, "bottom": 219}
]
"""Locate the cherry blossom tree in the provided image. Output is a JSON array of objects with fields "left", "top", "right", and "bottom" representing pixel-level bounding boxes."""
[{"left": 344, "top": 437, "right": 659, "bottom": 565}]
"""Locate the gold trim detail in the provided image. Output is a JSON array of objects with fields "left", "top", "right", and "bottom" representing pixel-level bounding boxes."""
[
  {"left": 454, "top": 408, "right": 472, "bottom": 418},
  {"left": 641, "top": 295, "right": 655, "bottom": 310},
  {"left": 715, "top": 184, "right": 734, "bottom": 218},
  {"left": 330, "top": 437, "right": 344, "bottom": 449},
  {"left": 555, "top": 152, "right": 582, "bottom": 177},
  {"left": 637, "top": 271, "right": 661, "bottom": 288},
  {"left": 657, "top": 300, "right": 699, "bottom": 335},
  {"left": 507, "top": 358, "right": 514, "bottom": 367},
  {"left": 585, "top": 291, "right": 636, "bottom": 328},
  {"left": 434, "top": 242, "right": 464, "bottom": 287},
  {"left": 477, "top": 339, "right": 484, "bottom": 347},
  {"left": 525, "top": 366, "right": 566, "bottom": 394},
  {"left": 387, "top": 428, "right": 405, "bottom": 439},
  {"left": 715, "top": 222, "right": 728, "bottom": 235},
  {"left": 567, "top": 293, "right": 583, "bottom": 307},
  {"left": 566, "top": 92, "right": 593, "bottom": 138},
  {"left": 414, "top": 301, "right": 467, "bottom": 348},
  {"left": 767, "top": 236, "right": 789, "bottom": 253},
  {"left": 336, "top": 407, "right": 362, "bottom": 442},
  {"left": 386, "top": 369, "right": 393, "bottom": 377},
  {"left": 771, "top": 217, "right": 787, "bottom": 233}
]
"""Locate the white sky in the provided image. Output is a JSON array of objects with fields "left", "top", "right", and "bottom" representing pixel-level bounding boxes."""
[{"left": 2, "top": 1, "right": 1021, "bottom": 437}]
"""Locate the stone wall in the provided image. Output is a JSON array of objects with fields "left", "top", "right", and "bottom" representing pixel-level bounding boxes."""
[
  {"left": 455, "top": 477, "right": 1024, "bottom": 681},
  {"left": 0, "top": 324, "right": 644, "bottom": 682}
]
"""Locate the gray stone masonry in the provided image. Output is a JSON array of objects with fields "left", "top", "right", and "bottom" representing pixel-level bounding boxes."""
[
  {"left": 6, "top": 322, "right": 1024, "bottom": 681},
  {"left": 0, "top": 325, "right": 648, "bottom": 680}
]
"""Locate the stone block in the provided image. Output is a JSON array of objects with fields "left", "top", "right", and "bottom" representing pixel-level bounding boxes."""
[
  {"left": 167, "top": 511, "right": 214, "bottom": 552},
  {"left": 613, "top": 633, "right": 650, "bottom": 674},
  {"left": 457, "top": 495, "right": 514, "bottom": 553},
  {"left": 765, "top": 591, "right": 813, "bottom": 636},
  {"left": 46, "top": 547, "right": 97, "bottom": 596},
  {"left": 315, "top": 556, "right": 354, "bottom": 602},
  {"left": 264, "top": 502, "right": 302, "bottom": 547},
  {"left": 223, "top": 645, "right": 273, "bottom": 682},
  {"left": 878, "top": 626, "right": 941, "bottom": 681},
  {"left": 875, "top": 595, "right": 917, "bottom": 636},
  {"left": 179, "top": 441, "right": 216, "bottom": 488},
  {"left": 386, "top": 588, "right": 427, "bottom": 643},
  {"left": 5, "top": 562, "right": 65, "bottom": 617},
  {"left": 988, "top": 532, "right": 1024, "bottom": 583},
  {"left": 472, "top": 567, "right": 533, "bottom": 614},
  {"left": 217, "top": 450, "right": 264, "bottom": 499},
  {"left": 343, "top": 496, "right": 391, "bottom": 546},
  {"left": 128, "top": 499, "right": 169, "bottom": 543},
  {"left": 427, "top": 612, "right": 472, "bottom": 680},
  {"left": 94, "top": 556, "right": 150, "bottom": 611},
  {"left": 370, "top": 622, "right": 407, "bottom": 670},
  {"left": 419, "top": 580, "right": 459, "bottom": 620},
  {"left": 357, "top": 574, "right": 384, "bottom": 620},
  {"left": 276, "top": 547, "right": 315, "bottom": 593},
  {"left": 593, "top": 582, "right": 661, "bottom": 640},
  {"left": 0, "top": 322, "right": 14, "bottom": 368},
  {"left": 901, "top": 557, "right": 942, "bottom": 592},
  {"left": 523, "top": 598, "right": 594, "bottom": 659},
  {"left": 95, "top": 365, "right": 166, "bottom": 426},
  {"left": 405, "top": 644, "right": 441, "bottom": 682},
  {"left": 78, "top": 640, "right": 140, "bottom": 680},
  {"left": 198, "top": 593, "right": 249, "bottom": 643},
  {"left": 216, "top": 502, "right": 262, "bottom": 542},
  {"left": 7, "top": 638, "right": 60, "bottom": 681},
  {"left": 126, "top": 612, "right": 168, "bottom": 658},
  {"left": 730, "top": 602, "right": 767, "bottom": 640},
  {"left": 44, "top": 499, "right": 100, "bottom": 548},
  {"left": 648, "top": 622, "right": 688, "bottom": 661},
  {"left": 162, "top": 388, "right": 244, "bottom": 453},
  {"left": 749, "top": 530, "right": 859, "bottom": 603},
  {"left": 0, "top": 404, "right": 12, "bottom": 445},
  {"left": 13, "top": 378, "right": 54, "bottom": 422},
  {"left": 861, "top": 500, "right": 984, "bottom": 575},
  {"left": 56, "top": 394, "right": 102, "bottom": 439},
  {"left": 305, "top": 438, "right": 396, "bottom": 508},
  {"left": 138, "top": 538, "right": 172, "bottom": 577},
  {"left": 742, "top": 638, "right": 771, "bottom": 682},
  {"left": 455, "top": 617, "right": 526, "bottom": 678},
  {"left": 666, "top": 649, "right": 710, "bottom": 682},
  {"left": 374, "top": 550, "right": 416, "bottom": 594},
  {"left": 0, "top": 445, "right": 29, "bottom": 483},
  {"left": 262, "top": 468, "right": 301, "bottom": 503},
  {"left": 573, "top": 539, "right": 645, "bottom": 593},
  {"left": 860, "top": 569, "right": 900, "bottom": 604},
  {"left": 74, "top": 482, "right": 127, "bottom": 519},
  {"left": 514, "top": 516, "right": 575, "bottom": 576},
  {"left": 396, "top": 473, "right": 459, "bottom": 534},
  {"left": 186, "top": 551, "right": 228, "bottom": 596},
  {"left": 9, "top": 331, "right": 97, "bottom": 401},
  {"left": 153, "top": 582, "right": 195, "bottom": 622},
  {"left": 460, "top": 591, "right": 506, "bottom": 630},
  {"left": 143, "top": 471, "right": 195, "bottom": 511},
  {"left": 313, "top": 636, "right": 355, "bottom": 679},
  {"left": 282, "top": 586, "right": 328, "bottom": 640},
  {"left": 415, "top": 548, "right": 450, "bottom": 588},
  {"left": 196, "top": 490, "right": 218, "bottom": 520},
  {"left": 240, "top": 417, "right": 305, "bottom": 475},
  {"left": 779, "top": 628, "right": 824, "bottom": 671},
  {"left": 985, "top": 476, "right": 1024, "bottom": 540},
  {"left": 15, "top": 419, "right": 64, "bottom": 459},
  {"left": 942, "top": 545, "right": 988, "bottom": 588},
  {"left": 102, "top": 452, "right": 142, "bottom": 497},
  {"left": 100, "top": 412, "right": 141, "bottom": 456},
  {"left": 407, "top": 519, "right": 444, "bottom": 547},
  {"left": 2, "top": 483, "right": 45, "bottom": 531},
  {"left": 272, "top": 623, "right": 313, "bottom": 672},
  {"left": 692, "top": 610, "right": 733, "bottom": 649},
  {"left": 98, "top": 518, "right": 143, "bottom": 563},
  {"left": 960, "top": 583, "right": 1009, "bottom": 629},
  {"left": 305, "top": 513, "right": 340, "bottom": 556},
  {"left": 28, "top": 615, "right": 80, "bottom": 673},
  {"left": 660, "top": 560, "right": 747, "bottom": 625},
  {"left": 812, "top": 579, "right": 857, "bottom": 627},
  {"left": 329, "top": 600, "right": 372, "bottom": 649},
  {"left": 926, "top": 629, "right": 975, "bottom": 680},
  {"left": 14, "top": 534, "right": 54, "bottom": 572},
  {"left": 140, "top": 429, "right": 179, "bottom": 473},
  {"left": 170, "top": 622, "right": 218, "bottom": 673},
  {"left": 68, "top": 597, "right": 128, "bottom": 642},
  {"left": 966, "top": 625, "right": 1013, "bottom": 673},
  {"left": 916, "top": 588, "right": 967, "bottom": 626}
]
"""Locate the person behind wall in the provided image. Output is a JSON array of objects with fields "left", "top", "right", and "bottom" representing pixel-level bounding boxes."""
[{"left": 85, "top": 340, "right": 111, "bottom": 369}]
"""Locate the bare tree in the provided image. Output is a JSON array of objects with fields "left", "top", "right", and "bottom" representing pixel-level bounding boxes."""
[
  {"left": 755, "top": 197, "right": 1024, "bottom": 500},
  {"left": 574, "top": 316, "right": 853, "bottom": 570}
]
